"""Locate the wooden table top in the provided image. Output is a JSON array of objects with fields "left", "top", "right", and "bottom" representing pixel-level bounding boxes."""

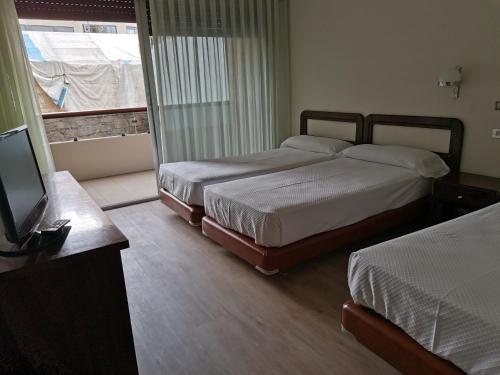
[
  {"left": 0, "top": 171, "right": 129, "bottom": 276},
  {"left": 440, "top": 172, "right": 500, "bottom": 192}
]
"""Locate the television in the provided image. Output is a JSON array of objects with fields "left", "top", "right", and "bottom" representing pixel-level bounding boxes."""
[{"left": 0, "top": 125, "right": 48, "bottom": 245}]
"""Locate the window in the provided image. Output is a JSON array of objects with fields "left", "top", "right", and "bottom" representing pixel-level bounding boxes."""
[
  {"left": 126, "top": 26, "right": 137, "bottom": 34},
  {"left": 21, "top": 24, "right": 74, "bottom": 32},
  {"left": 83, "top": 24, "right": 117, "bottom": 34}
]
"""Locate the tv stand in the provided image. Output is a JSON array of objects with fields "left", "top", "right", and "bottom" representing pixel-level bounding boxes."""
[{"left": 0, "top": 171, "right": 138, "bottom": 374}]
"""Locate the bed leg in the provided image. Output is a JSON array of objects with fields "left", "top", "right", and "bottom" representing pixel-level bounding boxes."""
[
  {"left": 341, "top": 325, "right": 356, "bottom": 340},
  {"left": 255, "top": 266, "right": 279, "bottom": 276},
  {"left": 189, "top": 221, "right": 202, "bottom": 227}
]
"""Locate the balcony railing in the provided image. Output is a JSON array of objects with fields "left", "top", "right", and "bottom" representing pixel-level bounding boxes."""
[
  {"left": 42, "top": 106, "right": 147, "bottom": 119},
  {"left": 42, "top": 107, "right": 148, "bottom": 143}
]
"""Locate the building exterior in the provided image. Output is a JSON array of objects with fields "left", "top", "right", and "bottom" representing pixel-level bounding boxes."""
[
  {"left": 20, "top": 19, "right": 144, "bottom": 113},
  {"left": 19, "top": 19, "right": 137, "bottom": 34}
]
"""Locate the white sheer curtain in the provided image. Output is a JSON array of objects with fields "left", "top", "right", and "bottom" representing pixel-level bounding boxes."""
[
  {"left": 0, "top": 0, "right": 54, "bottom": 174},
  {"left": 136, "top": 0, "right": 290, "bottom": 163}
]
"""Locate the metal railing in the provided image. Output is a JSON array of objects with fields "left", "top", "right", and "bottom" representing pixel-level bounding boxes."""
[
  {"left": 41, "top": 106, "right": 147, "bottom": 120},
  {"left": 42, "top": 107, "right": 149, "bottom": 143}
]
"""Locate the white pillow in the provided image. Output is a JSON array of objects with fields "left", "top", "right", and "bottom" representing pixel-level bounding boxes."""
[
  {"left": 342, "top": 144, "right": 450, "bottom": 178},
  {"left": 280, "top": 135, "right": 352, "bottom": 155}
]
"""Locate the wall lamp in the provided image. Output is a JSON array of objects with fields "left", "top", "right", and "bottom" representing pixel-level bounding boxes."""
[{"left": 438, "top": 66, "right": 463, "bottom": 99}]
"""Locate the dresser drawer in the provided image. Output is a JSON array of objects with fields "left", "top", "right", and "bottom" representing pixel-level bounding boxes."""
[{"left": 434, "top": 183, "right": 499, "bottom": 210}]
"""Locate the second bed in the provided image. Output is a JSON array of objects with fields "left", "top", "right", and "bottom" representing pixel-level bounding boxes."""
[{"left": 202, "top": 114, "right": 464, "bottom": 274}]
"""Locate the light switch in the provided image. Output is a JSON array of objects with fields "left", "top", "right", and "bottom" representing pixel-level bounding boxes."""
[
  {"left": 492, "top": 129, "right": 500, "bottom": 138},
  {"left": 496, "top": 102, "right": 500, "bottom": 110}
]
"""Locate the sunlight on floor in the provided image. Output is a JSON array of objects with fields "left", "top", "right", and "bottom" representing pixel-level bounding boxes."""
[{"left": 80, "top": 170, "right": 158, "bottom": 208}]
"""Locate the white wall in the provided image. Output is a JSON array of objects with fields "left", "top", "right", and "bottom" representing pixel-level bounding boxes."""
[
  {"left": 290, "top": 0, "right": 500, "bottom": 177},
  {"left": 50, "top": 133, "right": 155, "bottom": 181}
]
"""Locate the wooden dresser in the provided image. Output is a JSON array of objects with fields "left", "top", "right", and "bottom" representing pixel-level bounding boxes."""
[{"left": 0, "top": 171, "right": 138, "bottom": 374}]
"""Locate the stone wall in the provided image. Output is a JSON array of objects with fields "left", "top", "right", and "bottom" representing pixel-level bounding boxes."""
[{"left": 44, "top": 111, "right": 149, "bottom": 143}]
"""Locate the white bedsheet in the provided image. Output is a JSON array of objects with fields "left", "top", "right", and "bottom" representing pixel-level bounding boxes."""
[
  {"left": 158, "top": 148, "right": 334, "bottom": 206},
  {"left": 204, "top": 158, "right": 431, "bottom": 247},
  {"left": 348, "top": 203, "right": 500, "bottom": 375}
]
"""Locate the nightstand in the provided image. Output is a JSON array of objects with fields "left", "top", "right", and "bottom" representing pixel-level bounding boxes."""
[{"left": 431, "top": 172, "right": 500, "bottom": 224}]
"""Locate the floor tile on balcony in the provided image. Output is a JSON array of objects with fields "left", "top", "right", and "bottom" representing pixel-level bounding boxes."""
[{"left": 80, "top": 170, "right": 158, "bottom": 208}]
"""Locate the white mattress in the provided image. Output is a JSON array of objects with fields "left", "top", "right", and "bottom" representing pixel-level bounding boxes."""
[
  {"left": 158, "top": 148, "right": 333, "bottom": 206},
  {"left": 204, "top": 158, "right": 431, "bottom": 247},
  {"left": 348, "top": 203, "right": 500, "bottom": 375}
]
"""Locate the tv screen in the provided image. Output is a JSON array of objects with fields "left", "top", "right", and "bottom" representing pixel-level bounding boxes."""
[{"left": 0, "top": 125, "right": 47, "bottom": 244}]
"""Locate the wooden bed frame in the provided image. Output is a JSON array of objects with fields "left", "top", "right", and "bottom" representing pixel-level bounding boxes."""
[
  {"left": 341, "top": 300, "right": 465, "bottom": 375},
  {"left": 160, "top": 111, "right": 365, "bottom": 226},
  {"left": 202, "top": 114, "right": 464, "bottom": 273},
  {"left": 202, "top": 198, "right": 428, "bottom": 274},
  {"left": 159, "top": 189, "right": 204, "bottom": 226}
]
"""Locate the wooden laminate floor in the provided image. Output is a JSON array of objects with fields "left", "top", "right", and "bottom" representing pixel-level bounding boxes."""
[{"left": 108, "top": 201, "right": 401, "bottom": 375}]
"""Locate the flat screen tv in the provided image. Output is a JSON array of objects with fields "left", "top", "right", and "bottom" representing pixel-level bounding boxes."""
[{"left": 0, "top": 125, "right": 48, "bottom": 244}]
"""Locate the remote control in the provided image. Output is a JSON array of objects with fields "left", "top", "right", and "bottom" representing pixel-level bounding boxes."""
[{"left": 38, "top": 219, "right": 71, "bottom": 234}]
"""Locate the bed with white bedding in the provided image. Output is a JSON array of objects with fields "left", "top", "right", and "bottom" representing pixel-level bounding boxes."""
[
  {"left": 158, "top": 110, "right": 364, "bottom": 225},
  {"left": 204, "top": 157, "right": 432, "bottom": 247},
  {"left": 159, "top": 146, "right": 336, "bottom": 206},
  {"left": 347, "top": 203, "right": 500, "bottom": 375}
]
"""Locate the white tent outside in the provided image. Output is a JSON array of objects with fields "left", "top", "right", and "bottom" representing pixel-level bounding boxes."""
[{"left": 23, "top": 31, "right": 147, "bottom": 112}]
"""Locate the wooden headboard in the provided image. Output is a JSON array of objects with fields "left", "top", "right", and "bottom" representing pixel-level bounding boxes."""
[
  {"left": 300, "top": 111, "right": 364, "bottom": 144},
  {"left": 365, "top": 114, "right": 464, "bottom": 174}
]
